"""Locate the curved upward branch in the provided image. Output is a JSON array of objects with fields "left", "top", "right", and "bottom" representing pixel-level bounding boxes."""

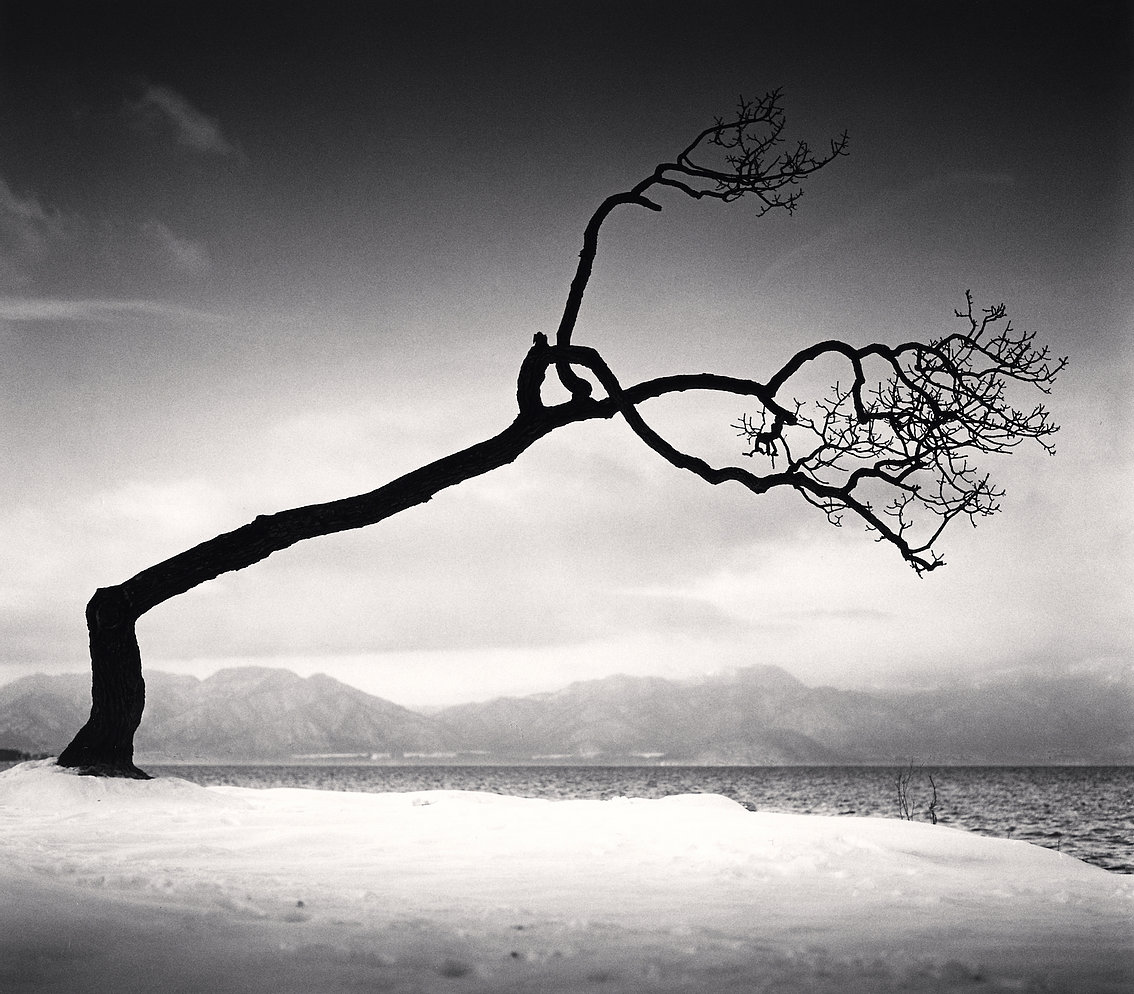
[
  {"left": 553, "top": 90, "right": 846, "bottom": 399},
  {"left": 553, "top": 185, "right": 661, "bottom": 399}
]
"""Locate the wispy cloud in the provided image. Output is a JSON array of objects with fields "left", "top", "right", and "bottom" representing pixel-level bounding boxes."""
[
  {"left": 0, "top": 295, "right": 228, "bottom": 324},
  {"left": 140, "top": 220, "right": 211, "bottom": 275},
  {"left": 0, "top": 176, "right": 72, "bottom": 288},
  {"left": 0, "top": 177, "right": 55, "bottom": 245},
  {"left": 1, "top": 166, "right": 218, "bottom": 292},
  {"left": 129, "top": 83, "right": 237, "bottom": 156}
]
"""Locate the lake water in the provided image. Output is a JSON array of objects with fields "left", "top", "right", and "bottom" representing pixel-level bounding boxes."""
[{"left": 136, "top": 763, "right": 1134, "bottom": 874}]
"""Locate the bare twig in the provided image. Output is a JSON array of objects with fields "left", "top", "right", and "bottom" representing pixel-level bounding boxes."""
[{"left": 896, "top": 763, "right": 914, "bottom": 820}]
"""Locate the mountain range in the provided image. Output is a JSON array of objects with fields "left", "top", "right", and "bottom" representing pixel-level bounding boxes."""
[{"left": 1, "top": 664, "right": 1130, "bottom": 765}]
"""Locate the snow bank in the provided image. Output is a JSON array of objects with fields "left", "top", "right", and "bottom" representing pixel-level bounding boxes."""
[{"left": 1, "top": 760, "right": 1130, "bottom": 993}]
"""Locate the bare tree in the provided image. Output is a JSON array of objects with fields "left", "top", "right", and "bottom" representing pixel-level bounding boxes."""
[
  {"left": 895, "top": 764, "right": 941, "bottom": 823},
  {"left": 896, "top": 763, "right": 914, "bottom": 821},
  {"left": 57, "top": 91, "right": 1064, "bottom": 777}
]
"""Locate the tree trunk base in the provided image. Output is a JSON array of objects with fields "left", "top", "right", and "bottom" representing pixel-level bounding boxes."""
[
  {"left": 57, "top": 716, "right": 152, "bottom": 779},
  {"left": 57, "top": 588, "right": 151, "bottom": 778},
  {"left": 55, "top": 758, "right": 153, "bottom": 780}
]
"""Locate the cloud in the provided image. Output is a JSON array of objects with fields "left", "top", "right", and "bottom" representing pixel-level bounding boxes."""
[
  {"left": 0, "top": 177, "right": 56, "bottom": 250},
  {"left": 129, "top": 83, "right": 237, "bottom": 156},
  {"left": 0, "top": 176, "right": 72, "bottom": 288},
  {"left": 140, "top": 220, "right": 211, "bottom": 275},
  {"left": 1, "top": 173, "right": 213, "bottom": 291},
  {"left": 0, "top": 295, "right": 226, "bottom": 324}
]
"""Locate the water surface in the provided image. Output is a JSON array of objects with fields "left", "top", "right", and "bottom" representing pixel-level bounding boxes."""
[{"left": 144, "top": 763, "right": 1134, "bottom": 874}]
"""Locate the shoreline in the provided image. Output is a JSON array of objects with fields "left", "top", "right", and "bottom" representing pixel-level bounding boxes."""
[{"left": 2, "top": 761, "right": 1132, "bottom": 992}]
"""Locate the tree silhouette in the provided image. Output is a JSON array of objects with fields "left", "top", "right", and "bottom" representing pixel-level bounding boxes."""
[{"left": 58, "top": 91, "right": 1064, "bottom": 777}]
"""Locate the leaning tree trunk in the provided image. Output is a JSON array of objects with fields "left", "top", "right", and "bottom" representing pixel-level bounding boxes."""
[{"left": 56, "top": 336, "right": 601, "bottom": 777}]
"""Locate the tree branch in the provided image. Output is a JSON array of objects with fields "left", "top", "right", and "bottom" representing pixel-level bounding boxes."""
[
  {"left": 733, "top": 296, "right": 1065, "bottom": 572},
  {"left": 534, "top": 288, "right": 1063, "bottom": 576},
  {"left": 552, "top": 89, "right": 846, "bottom": 399}
]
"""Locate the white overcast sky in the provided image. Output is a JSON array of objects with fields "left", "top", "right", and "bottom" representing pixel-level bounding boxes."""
[{"left": 2, "top": 1, "right": 1131, "bottom": 706}]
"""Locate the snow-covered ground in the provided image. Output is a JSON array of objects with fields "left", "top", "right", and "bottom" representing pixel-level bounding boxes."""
[{"left": 1, "top": 760, "right": 1130, "bottom": 993}]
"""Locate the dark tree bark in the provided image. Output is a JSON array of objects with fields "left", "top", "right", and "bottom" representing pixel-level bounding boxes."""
[
  {"left": 57, "top": 588, "right": 148, "bottom": 777},
  {"left": 59, "top": 92, "right": 1062, "bottom": 776}
]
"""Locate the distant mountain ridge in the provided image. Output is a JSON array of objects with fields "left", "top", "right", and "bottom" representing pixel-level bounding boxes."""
[
  {"left": 0, "top": 667, "right": 448, "bottom": 761},
  {"left": 1, "top": 664, "right": 1130, "bottom": 764},
  {"left": 432, "top": 665, "right": 1134, "bottom": 764}
]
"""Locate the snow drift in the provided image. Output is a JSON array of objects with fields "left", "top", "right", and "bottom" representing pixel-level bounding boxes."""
[{"left": 1, "top": 760, "right": 1130, "bottom": 993}]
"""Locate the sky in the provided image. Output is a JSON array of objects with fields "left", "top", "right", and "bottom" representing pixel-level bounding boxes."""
[{"left": 1, "top": 0, "right": 1131, "bottom": 708}]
